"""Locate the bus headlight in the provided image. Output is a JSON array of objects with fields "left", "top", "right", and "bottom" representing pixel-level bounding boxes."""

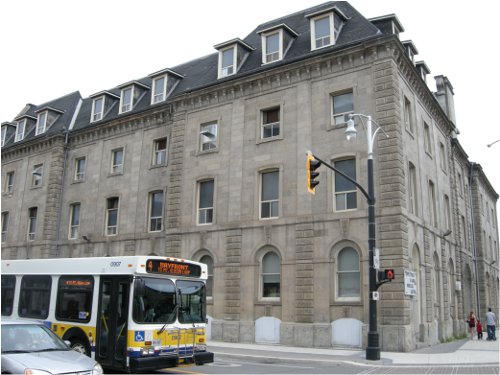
[
  {"left": 141, "top": 347, "right": 155, "bottom": 356},
  {"left": 92, "top": 363, "right": 104, "bottom": 375}
]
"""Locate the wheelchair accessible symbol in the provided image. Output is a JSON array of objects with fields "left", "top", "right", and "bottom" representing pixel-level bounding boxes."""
[{"left": 135, "top": 331, "right": 145, "bottom": 342}]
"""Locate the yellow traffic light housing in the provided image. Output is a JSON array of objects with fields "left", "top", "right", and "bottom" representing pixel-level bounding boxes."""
[{"left": 306, "top": 152, "right": 321, "bottom": 194}]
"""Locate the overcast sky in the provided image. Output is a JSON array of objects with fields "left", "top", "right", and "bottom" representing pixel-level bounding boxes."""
[{"left": 2, "top": 1, "right": 499, "bottom": 211}]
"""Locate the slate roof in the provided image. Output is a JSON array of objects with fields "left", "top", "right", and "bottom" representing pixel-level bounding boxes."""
[{"left": 3, "top": 1, "right": 387, "bottom": 144}]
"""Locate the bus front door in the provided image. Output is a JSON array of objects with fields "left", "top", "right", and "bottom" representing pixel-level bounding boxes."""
[{"left": 96, "top": 276, "right": 130, "bottom": 370}]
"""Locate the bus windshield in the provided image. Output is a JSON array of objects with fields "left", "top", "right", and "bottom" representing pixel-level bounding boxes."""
[
  {"left": 177, "top": 280, "right": 206, "bottom": 324},
  {"left": 133, "top": 277, "right": 176, "bottom": 324}
]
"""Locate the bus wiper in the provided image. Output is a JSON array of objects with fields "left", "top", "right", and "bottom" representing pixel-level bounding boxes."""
[{"left": 158, "top": 304, "right": 178, "bottom": 335}]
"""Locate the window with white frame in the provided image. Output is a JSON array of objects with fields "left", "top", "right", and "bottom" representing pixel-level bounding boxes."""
[
  {"left": 200, "top": 122, "right": 218, "bottom": 152},
  {"left": 91, "top": 97, "right": 104, "bottom": 122},
  {"left": 15, "top": 119, "right": 26, "bottom": 142},
  {"left": 153, "top": 138, "right": 167, "bottom": 166},
  {"left": 336, "top": 247, "right": 360, "bottom": 299},
  {"left": 1, "top": 211, "right": 8, "bottom": 243},
  {"left": 263, "top": 31, "right": 281, "bottom": 63},
  {"left": 32, "top": 164, "right": 43, "bottom": 187},
  {"left": 35, "top": 111, "right": 48, "bottom": 135},
  {"left": 260, "top": 170, "right": 279, "bottom": 219},
  {"left": 69, "top": 203, "right": 80, "bottom": 240},
  {"left": 408, "top": 162, "right": 418, "bottom": 215},
  {"left": 28, "top": 207, "right": 37, "bottom": 241},
  {"left": 5, "top": 171, "right": 14, "bottom": 194},
  {"left": 261, "top": 107, "right": 280, "bottom": 139},
  {"left": 149, "top": 191, "right": 164, "bottom": 232},
  {"left": 424, "top": 122, "right": 432, "bottom": 155},
  {"left": 152, "top": 75, "right": 167, "bottom": 104},
  {"left": 311, "top": 13, "right": 333, "bottom": 49},
  {"left": 198, "top": 180, "right": 214, "bottom": 225},
  {"left": 428, "top": 180, "right": 437, "bottom": 226},
  {"left": 334, "top": 158, "right": 357, "bottom": 211},
  {"left": 200, "top": 255, "right": 214, "bottom": 298},
  {"left": 331, "top": 91, "right": 353, "bottom": 125},
  {"left": 106, "top": 197, "right": 119, "bottom": 236},
  {"left": 404, "top": 97, "right": 414, "bottom": 133},
  {"left": 0, "top": 126, "right": 6, "bottom": 147},
  {"left": 119, "top": 87, "right": 133, "bottom": 113},
  {"left": 111, "top": 148, "right": 124, "bottom": 174},
  {"left": 74, "top": 157, "right": 86, "bottom": 182},
  {"left": 219, "top": 46, "right": 236, "bottom": 78},
  {"left": 261, "top": 250, "right": 280, "bottom": 298}
]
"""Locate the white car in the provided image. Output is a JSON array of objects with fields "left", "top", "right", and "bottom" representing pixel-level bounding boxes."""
[{"left": 1, "top": 319, "right": 103, "bottom": 374}]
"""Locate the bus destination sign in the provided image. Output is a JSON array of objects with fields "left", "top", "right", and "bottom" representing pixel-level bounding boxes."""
[{"left": 146, "top": 259, "right": 201, "bottom": 278}]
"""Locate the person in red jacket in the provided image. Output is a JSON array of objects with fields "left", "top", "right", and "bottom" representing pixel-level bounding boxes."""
[{"left": 476, "top": 320, "right": 483, "bottom": 340}]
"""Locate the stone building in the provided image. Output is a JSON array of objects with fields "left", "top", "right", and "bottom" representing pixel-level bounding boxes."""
[{"left": 1, "top": 1, "right": 498, "bottom": 351}]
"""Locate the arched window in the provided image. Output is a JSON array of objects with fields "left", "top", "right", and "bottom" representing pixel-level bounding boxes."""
[
  {"left": 336, "top": 247, "right": 360, "bottom": 300},
  {"left": 261, "top": 251, "right": 280, "bottom": 299},
  {"left": 200, "top": 255, "right": 214, "bottom": 299}
]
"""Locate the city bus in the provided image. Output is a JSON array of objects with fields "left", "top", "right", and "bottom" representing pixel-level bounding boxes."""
[{"left": 1, "top": 256, "right": 214, "bottom": 373}]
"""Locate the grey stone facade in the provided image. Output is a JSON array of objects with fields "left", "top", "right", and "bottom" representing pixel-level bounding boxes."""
[{"left": 2, "top": 2, "right": 498, "bottom": 352}]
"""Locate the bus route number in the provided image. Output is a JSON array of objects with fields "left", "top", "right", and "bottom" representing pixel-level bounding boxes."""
[{"left": 110, "top": 261, "right": 121, "bottom": 267}]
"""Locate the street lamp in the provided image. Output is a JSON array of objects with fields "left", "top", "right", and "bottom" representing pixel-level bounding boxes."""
[
  {"left": 345, "top": 113, "right": 388, "bottom": 361},
  {"left": 487, "top": 139, "right": 500, "bottom": 147}
]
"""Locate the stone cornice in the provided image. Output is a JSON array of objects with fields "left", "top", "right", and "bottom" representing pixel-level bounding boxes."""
[{"left": 1, "top": 134, "right": 65, "bottom": 162}]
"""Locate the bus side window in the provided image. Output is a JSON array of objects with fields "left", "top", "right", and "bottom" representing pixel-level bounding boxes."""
[
  {"left": 1, "top": 275, "right": 16, "bottom": 316},
  {"left": 56, "top": 276, "right": 94, "bottom": 322},
  {"left": 19, "top": 276, "right": 51, "bottom": 319}
]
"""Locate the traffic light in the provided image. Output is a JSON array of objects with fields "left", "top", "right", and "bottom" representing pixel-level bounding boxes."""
[
  {"left": 306, "top": 152, "right": 321, "bottom": 194},
  {"left": 378, "top": 269, "right": 395, "bottom": 282}
]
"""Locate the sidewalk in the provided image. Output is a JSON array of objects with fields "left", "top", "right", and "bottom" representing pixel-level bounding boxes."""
[{"left": 207, "top": 337, "right": 500, "bottom": 366}]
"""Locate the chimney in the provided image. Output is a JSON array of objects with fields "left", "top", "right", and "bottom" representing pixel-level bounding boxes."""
[{"left": 434, "top": 75, "right": 456, "bottom": 125}]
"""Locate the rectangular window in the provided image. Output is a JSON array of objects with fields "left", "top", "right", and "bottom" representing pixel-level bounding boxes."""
[
  {"left": 313, "top": 14, "right": 331, "bottom": 49},
  {"left": 1, "top": 275, "right": 16, "bottom": 316},
  {"left": 19, "top": 276, "right": 51, "bottom": 319},
  {"left": 120, "top": 87, "right": 133, "bottom": 113},
  {"left": 56, "top": 276, "right": 94, "bottom": 322},
  {"left": 106, "top": 197, "right": 119, "bottom": 236},
  {"left": 69, "top": 203, "right": 81, "bottom": 239},
  {"left": 332, "top": 92, "right": 353, "bottom": 125},
  {"left": 444, "top": 195, "right": 451, "bottom": 229},
  {"left": 149, "top": 191, "right": 164, "bottom": 232},
  {"left": 28, "top": 207, "right": 37, "bottom": 241},
  {"left": 152, "top": 76, "right": 166, "bottom": 104},
  {"left": 439, "top": 142, "right": 447, "bottom": 171},
  {"left": 111, "top": 148, "right": 124, "bottom": 174},
  {"left": 32, "top": 164, "right": 43, "bottom": 187},
  {"left": 0, "top": 126, "right": 6, "bottom": 147},
  {"left": 15, "top": 119, "right": 26, "bottom": 142},
  {"left": 198, "top": 180, "right": 214, "bottom": 225},
  {"left": 261, "top": 170, "right": 279, "bottom": 219},
  {"left": 261, "top": 107, "right": 280, "bottom": 139},
  {"left": 200, "top": 122, "right": 218, "bottom": 151},
  {"left": 153, "top": 138, "right": 167, "bottom": 166},
  {"left": 428, "top": 181, "right": 437, "bottom": 226},
  {"left": 408, "top": 162, "right": 417, "bottom": 215},
  {"left": 74, "top": 157, "right": 86, "bottom": 182},
  {"left": 91, "top": 97, "right": 104, "bottom": 122},
  {"left": 424, "top": 122, "right": 432, "bottom": 155},
  {"left": 5, "top": 171, "right": 14, "bottom": 194},
  {"left": 220, "top": 47, "right": 235, "bottom": 77},
  {"left": 264, "top": 31, "right": 281, "bottom": 63},
  {"left": 1, "top": 211, "right": 8, "bottom": 243},
  {"left": 334, "top": 158, "right": 357, "bottom": 211},
  {"left": 35, "top": 111, "right": 47, "bottom": 135},
  {"left": 404, "top": 97, "right": 413, "bottom": 133}
]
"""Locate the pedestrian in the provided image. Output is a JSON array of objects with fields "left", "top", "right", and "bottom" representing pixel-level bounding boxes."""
[
  {"left": 466, "top": 311, "right": 476, "bottom": 340},
  {"left": 476, "top": 320, "right": 483, "bottom": 340},
  {"left": 485, "top": 307, "right": 497, "bottom": 341}
]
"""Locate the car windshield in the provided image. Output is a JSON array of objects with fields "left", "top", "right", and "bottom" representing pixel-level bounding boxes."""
[{"left": 1, "top": 324, "right": 69, "bottom": 353}]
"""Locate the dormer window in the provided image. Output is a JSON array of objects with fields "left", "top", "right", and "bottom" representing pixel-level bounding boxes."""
[
  {"left": 148, "top": 68, "right": 183, "bottom": 104},
  {"left": 15, "top": 119, "right": 26, "bottom": 142},
  {"left": 416, "top": 61, "right": 430, "bottom": 83},
  {"left": 257, "top": 24, "right": 298, "bottom": 65},
  {"left": 214, "top": 39, "right": 254, "bottom": 79},
  {"left": 92, "top": 97, "right": 104, "bottom": 122},
  {"left": 90, "top": 91, "right": 119, "bottom": 123},
  {"left": 306, "top": 7, "right": 347, "bottom": 51},
  {"left": 120, "top": 87, "right": 133, "bottom": 113},
  {"left": 1, "top": 125, "right": 6, "bottom": 147},
  {"left": 117, "top": 81, "right": 149, "bottom": 114},
  {"left": 152, "top": 75, "right": 166, "bottom": 104},
  {"left": 35, "top": 111, "right": 47, "bottom": 135},
  {"left": 402, "top": 40, "right": 418, "bottom": 65}
]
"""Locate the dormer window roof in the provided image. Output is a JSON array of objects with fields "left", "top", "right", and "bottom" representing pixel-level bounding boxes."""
[
  {"left": 90, "top": 91, "right": 119, "bottom": 123},
  {"left": 402, "top": 40, "right": 418, "bottom": 64},
  {"left": 1, "top": 122, "right": 13, "bottom": 147},
  {"left": 257, "top": 24, "right": 298, "bottom": 64},
  {"left": 368, "top": 14, "right": 404, "bottom": 37},
  {"left": 13, "top": 114, "right": 36, "bottom": 142},
  {"left": 148, "top": 68, "right": 183, "bottom": 104},
  {"left": 214, "top": 38, "right": 254, "bottom": 79},
  {"left": 35, "top": 106, "right": 63, "bottom": 136},
  {"left": 416, "top": 61, "right": 431, "bottom": 83},
  {"left": 306, "top": 6, "right": 348, "bottom": 51},
  {"left": 117, "top": 81, "right": 149, "bottom": 114}
]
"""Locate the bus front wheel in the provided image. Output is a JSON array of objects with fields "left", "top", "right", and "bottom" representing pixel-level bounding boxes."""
[{"left": 70, "top": 338, "right": 90, "bottom": 357}]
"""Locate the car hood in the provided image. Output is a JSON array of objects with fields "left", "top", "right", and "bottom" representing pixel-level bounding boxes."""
[{"left": 4, "top": 349, "right": 96, "bottom": 372}]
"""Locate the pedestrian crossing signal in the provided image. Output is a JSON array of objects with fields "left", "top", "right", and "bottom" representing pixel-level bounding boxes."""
[{"left": 378, "top": 269, "right": 395, "bottom": 282}]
